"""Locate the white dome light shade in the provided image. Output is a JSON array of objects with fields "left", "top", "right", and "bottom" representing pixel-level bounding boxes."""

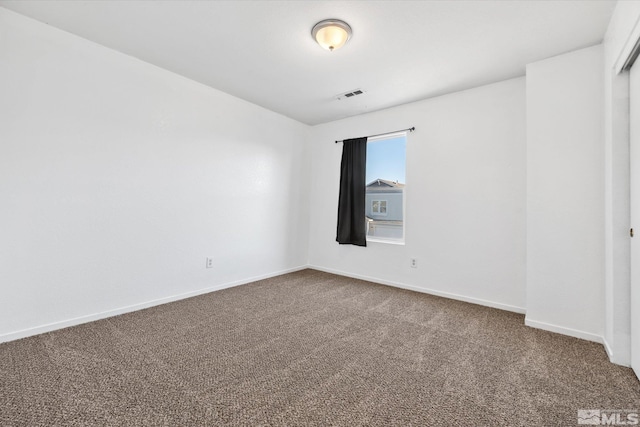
[{"left": 312, "top": 19, "right": 352, "bottom": 51}]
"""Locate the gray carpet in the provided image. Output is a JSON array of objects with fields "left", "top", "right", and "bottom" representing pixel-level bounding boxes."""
[{"left": 1, "top": 269, "right": 638, "bottom": 426}]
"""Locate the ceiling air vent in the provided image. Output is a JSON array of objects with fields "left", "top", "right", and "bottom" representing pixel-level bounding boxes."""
[{"left": 336, "top": 89, "right": 365, "bottom": 100}]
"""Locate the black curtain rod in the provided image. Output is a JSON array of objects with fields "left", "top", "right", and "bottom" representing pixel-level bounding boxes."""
[{"left": 335, "top": 127, "right": 415, "bottom": 143}]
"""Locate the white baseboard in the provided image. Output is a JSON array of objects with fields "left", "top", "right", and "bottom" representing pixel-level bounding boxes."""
[
  {"left": 4, "top": 264, "right": 610, "bottom": 356},
  {"left": 0, "top": 265, "right": 308, "bottom": 344},
  {"left": 313, "top": 266, "right": 617, "bottom": 362},
  {"left": 602, "top": 335, "right": 632, "bottom": 367},
  {"left": 524, "top": 317, "right": 603, "bottom": 344},
  {"left": 603, "top": 337, "right": 614, "bottom": 360},
  {"left": 308, "top": 265, "right": 526, "bottom": 314},
  {"left": 601, "top": 337, "right": 631, "bottom": 367}
]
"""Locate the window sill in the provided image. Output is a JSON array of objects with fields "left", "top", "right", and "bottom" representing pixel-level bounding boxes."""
[{"left": 366, "top": 237, "right": 405, "bottom": 246}]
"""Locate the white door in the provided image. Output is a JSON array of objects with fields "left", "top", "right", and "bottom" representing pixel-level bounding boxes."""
[{"left": 631, "top": 62, "right": 640, "bottom": 379}]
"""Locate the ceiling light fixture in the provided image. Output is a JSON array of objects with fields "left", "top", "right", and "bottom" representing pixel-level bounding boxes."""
[{"left": 312, "top": 19, "right": 352, "bottom": 52}]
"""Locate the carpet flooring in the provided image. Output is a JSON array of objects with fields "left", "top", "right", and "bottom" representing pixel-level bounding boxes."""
[{"left": 1, "top": 269, "right": 639, "bottom": 426}]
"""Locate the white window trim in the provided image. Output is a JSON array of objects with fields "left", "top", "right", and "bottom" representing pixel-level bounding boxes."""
[
  {"left": 368, "top": 131, "right": 407, "bottom": 142},
  {"left": 367, "top": 236, "right": 405, "bottom": 245},
  {"left": 365, "top": 131, "right": 407, "bottom": 245}
]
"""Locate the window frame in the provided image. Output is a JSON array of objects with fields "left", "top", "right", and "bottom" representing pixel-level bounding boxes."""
[
  {"left": 371, "top": 199, "right": 388, "bottom": 216},
  {"left": 365, "top": 131, "right": 407, "bottom": 245}
]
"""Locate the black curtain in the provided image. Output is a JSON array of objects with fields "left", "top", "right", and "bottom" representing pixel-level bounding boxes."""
[{"left": 336, "top": 137, "right": 368, "bottom": 246}]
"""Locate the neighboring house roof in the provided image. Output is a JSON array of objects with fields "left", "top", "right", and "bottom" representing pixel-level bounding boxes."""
[
  {"left": 366, "top": 179, "right": 405, "bottom": 193},
  {"left": 366, "top": 179, "right": 405, "bottom": 188}
]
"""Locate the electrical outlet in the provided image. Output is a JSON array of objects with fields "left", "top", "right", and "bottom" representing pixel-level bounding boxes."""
[
  {"left": 206, "top": 257, "right": 213, "bottom": 268},
  {"left": 410, "top": 258, "right": 417, "bottom": 268}
]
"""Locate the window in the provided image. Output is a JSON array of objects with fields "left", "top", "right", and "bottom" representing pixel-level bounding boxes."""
[
  {"left": 365, "top": 132, "right": 407, "bottom": 244},
  {"left": 371, "top": 200, "right": 387, "bottom": 215}
]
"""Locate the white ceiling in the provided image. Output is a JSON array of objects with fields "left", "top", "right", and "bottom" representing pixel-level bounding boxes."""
[{"left": 0, "top": 0, "right": 616, "bottom": 125}]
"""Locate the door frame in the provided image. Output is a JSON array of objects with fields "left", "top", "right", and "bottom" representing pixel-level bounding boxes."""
[{"left": 616, "top": 22, "right": 640, "bottom": 378}]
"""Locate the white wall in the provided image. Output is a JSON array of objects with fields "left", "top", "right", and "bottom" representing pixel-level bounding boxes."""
[
  {"left": 0, "top": 5, "right": 626, "bottom": 361},
  {"left": 603, "top": 1, "right": 640, "bottom": 366},
  {"left": 525, "top": 45, "right": 604, "bottom": 342},
  {"left": 0, "top": 8, "right": 310, "bottom": 342},
  {"left": 308, "top": 78, "right": 527, "bottom": 313}
]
